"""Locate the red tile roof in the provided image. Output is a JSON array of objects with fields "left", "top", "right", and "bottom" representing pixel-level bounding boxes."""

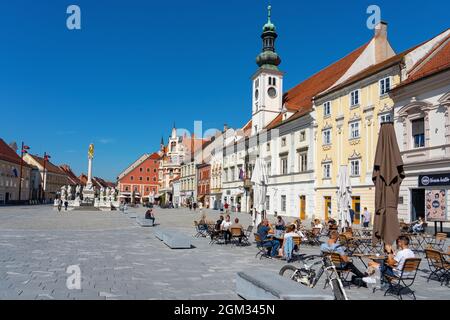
[
  {"left": 316, "top": 46, "right": 419, "bottom": 99},
  {"left": 265, "top": 113, "right": 283, "bottom": 130},
  {"left": 59, "top": 165, "right": 81, "bottom": 185},
  {"left": 283, "top": 42, "right": 370, "bottom": 112},
  {"left": 265, "top": 42, "right": 370, "bottom": 129},
  {"left": 27, "top": 154, "right": 65, "bottom": 175},
  {"left": 149, "top": 152, "right": 161, "bottom": 160},
  {"left": 401, "top": 35, "right": 450, "bottom": 86},
  {"left": 0, "top": 139, "right": 24, "bottom": 166}
]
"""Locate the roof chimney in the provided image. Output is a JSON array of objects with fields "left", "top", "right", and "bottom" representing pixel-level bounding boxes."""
[{"left": 374, "top": 21, "right": 390, "bottom": 63}]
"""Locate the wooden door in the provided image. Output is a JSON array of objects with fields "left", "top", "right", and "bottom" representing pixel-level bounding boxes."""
[
  {"left": 352, "top": 196, "right": 361, "bottom": 225},
  {"left": 299, "top": 196, "right": 306, "bottom": 220},
  {"left": 324, "top": 196, "right": 331, "bottom": 221}
]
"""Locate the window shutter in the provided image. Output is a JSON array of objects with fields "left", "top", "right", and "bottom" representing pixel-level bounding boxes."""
[{"left": 411, "top": 119, "right": 424, "bottom": 136}]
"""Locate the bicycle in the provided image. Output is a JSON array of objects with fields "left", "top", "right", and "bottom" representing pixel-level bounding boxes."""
[{"left": 279, "top": 254, "right": 348, "bottom": 300}]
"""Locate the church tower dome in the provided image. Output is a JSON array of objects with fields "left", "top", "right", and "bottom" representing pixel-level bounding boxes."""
[{"left": 256, "top": 5, "right": 281, "bottom": 70}]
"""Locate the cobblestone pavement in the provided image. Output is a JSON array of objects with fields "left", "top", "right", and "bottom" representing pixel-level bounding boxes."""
[{"left": 0, "top": 206, "right": 448, "bottom": 300}]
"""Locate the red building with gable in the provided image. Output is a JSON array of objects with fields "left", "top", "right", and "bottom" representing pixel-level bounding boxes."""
[
  {"left": 117, "top": 152, "right": 160, "bottom": 204},
  {"left": 197, "top": 163, "right": 211, "bottom": 208}
]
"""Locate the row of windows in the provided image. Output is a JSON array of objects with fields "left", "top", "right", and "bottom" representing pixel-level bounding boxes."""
[
  {"left": 130, "top": 176, "right": 157, "bottom": 182},
  {"left": 279, "top": 150, "right": 308, "bottom": 175},
  {"left": 322, "top": 114, "right": 392, "bottom": 145},
  {"left": 322, "top": 160, "right": 360, "bottom": 179},
  {"left": 321, "top": 116, "right": 425, "bottom": 150},
  {"left": 323, "top": 77, "right": 391, "bottom": 117},
  {"left": 254, "top": 76, "right": 277, "bottom": 89},
  {"left": 266, "top": 130, "right": 306, "bottom": 152},
  {"left": 123, "top": 186, "right": 157, "bottom": 193},
  {"left": 138, "top": 167, "right": 157, "bottom": 173}
]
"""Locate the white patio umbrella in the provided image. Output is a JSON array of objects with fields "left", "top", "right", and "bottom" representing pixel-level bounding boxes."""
[
  {"left": 337, "top": 165, "right": 352, "bottom": 231},
  {"left": 251, "top": 157, "right": 268, "bottom": 227}
]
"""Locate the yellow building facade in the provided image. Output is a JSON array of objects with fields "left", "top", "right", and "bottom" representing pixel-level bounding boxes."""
[{"left": 312, "top": 25, "right": 405, "bottom": 223}]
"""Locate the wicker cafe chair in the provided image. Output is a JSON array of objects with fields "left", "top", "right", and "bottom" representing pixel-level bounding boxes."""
[
  {"left": 383, "top": 258, "right": 422, "bottom": 300},
  {"left": 425, "top": 249, "right": 450, "bottom": 286},
  {"left": 193, "top": 221, "right": 206, "bottom": 238},
  {"left": 428, "top": 233, "right": 448, "bottom": 252},
  {"left": 311, "top": 227, "right": 322, "bottom": 245},
  {"left": 244, "top": 225, "right": 253, "bottom": 239},
  {"left": 254, "top": 233, "right": 272, "bottom": 259},
  {"left": 209, "top": 227, "right": 225, "bottom": 245},
  {"left": 230, "top": 227, "right": 244, "bottom": 246},
  {"left": 338, "top": 234, "right": 358, "bottom": 255}
]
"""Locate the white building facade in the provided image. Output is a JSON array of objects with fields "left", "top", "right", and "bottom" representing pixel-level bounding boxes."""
[{"left": 392, "top": 36, "right": 450, "bottom": 225}]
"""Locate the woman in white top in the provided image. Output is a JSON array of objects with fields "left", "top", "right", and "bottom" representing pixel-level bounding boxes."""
[
  {"left": 281, "top": 225, "right": 299, "bottom": 261},
  {"left": 313, "top": 219, "right": 323, "bottom": 232},
  {"left": 221, "top": 215, "right": 233, "bottom": 244}
]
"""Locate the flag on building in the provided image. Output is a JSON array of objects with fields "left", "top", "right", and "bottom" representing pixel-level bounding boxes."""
[{"left": 239, "top": 168, "right": 245, "bottom": 180}]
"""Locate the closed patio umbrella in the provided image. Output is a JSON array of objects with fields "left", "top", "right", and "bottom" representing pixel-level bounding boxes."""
[
  {"left": 372, "top": 122, "right": 405, "bottom": 246},
  {"left": 251, "top": 157, "right": 268, "bottom": 227},
  {"left": 337, "top": 165, "right": 352, "bottom": 231}
]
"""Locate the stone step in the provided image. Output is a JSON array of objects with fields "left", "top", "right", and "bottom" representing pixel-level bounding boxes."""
[{"left": 236, "top": 270, "right": 334, "bottom": 300}]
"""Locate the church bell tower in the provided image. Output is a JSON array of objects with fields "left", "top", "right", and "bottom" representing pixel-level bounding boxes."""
[{"left": 251, "top": 5, "right": 284, "bottom": 135}]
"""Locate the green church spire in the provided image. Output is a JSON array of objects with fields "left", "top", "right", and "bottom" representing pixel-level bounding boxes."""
[{"left": 256, "top": 4, "right": 281, "bottom": 70}]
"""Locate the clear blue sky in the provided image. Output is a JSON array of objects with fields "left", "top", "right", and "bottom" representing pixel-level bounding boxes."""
[{"left": 1, "top": 0, "right": 448, "bottom": 180}]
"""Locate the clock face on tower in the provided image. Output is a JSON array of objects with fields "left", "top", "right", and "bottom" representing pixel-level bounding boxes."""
[
  {"left": 255, "top": 89, "right": 259, "bottom": 100},
  {"left": 268, "top": 87, "right": 277, "bottom": 98}
]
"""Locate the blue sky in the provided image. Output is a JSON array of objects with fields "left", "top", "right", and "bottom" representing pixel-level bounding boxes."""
[{"left": 1, "top": 0, "right": 448, "bottom": 180}]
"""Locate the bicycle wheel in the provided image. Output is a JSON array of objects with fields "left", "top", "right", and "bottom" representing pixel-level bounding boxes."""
[
  {"left": 331, "top": 278, "right": 347, "bottom": 300},
  {"left": 279, "top": 265, "right": 307, "bottom": 284}
]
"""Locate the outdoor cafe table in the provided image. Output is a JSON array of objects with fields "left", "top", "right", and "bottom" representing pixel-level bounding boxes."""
[
  {"left": 431, "top": 220, "right": 450, "bottom": 235},
  {"left": 352, "top": 227, "right": 373, "bottom": 237},
  {"left": 349, "top": 236, "right": 372, "bottom": 254}
]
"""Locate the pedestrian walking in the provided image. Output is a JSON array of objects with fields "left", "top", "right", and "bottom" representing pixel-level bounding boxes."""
[
  {"left": 348, "top": 205, "right": 355, "bottom": 225},
  {"left": 224, "top": 202, "right": 229, "bottom": 214},
  {"left": 362, "top": 207, "right": 371, "bottom": 228},
  {"left": 64, "top": 201, "right": 69, "bottom": 211}
]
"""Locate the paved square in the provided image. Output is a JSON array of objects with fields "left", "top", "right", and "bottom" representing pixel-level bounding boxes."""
[{"left": 0, "top": 206, "right": 448, "bottom": 300}]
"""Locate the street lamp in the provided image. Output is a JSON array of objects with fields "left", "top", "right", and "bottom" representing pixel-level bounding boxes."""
[
  {"left": 42, "top": 152, "right": 51, "bottom": 203},
  {"left": 18, "top": 142, "right": 30, "bottom": 202}
]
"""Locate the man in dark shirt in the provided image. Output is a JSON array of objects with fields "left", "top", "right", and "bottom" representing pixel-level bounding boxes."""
[
  {"left": 348, "top": 206, "right": 355, "bottom": 224},
  {"left": 257, "top": 219, "right": 280, "bottom": 257},
  {"left": 145, "top": 209, "right": 155, "bottom": 225}
]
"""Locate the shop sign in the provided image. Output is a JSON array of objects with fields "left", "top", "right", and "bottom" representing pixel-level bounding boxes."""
[{"left": 419, "top": 173, "right": 450, "bottom": 187}]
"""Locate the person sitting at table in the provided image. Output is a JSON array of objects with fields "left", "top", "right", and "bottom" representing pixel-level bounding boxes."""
[
  {"left": 198, "top": 213, "right": 208, "bottom": 230},
  {"left": 230, "top": 218, "right": 244, "bottom": 243},
  {"left": 327, "top": 217, "right": 337, "bottom": 228},
  {"left": 410, "top": 217, "right": 425, "bottom": 233},
  {"left": 145, "top": 209, "right": 155, "bottom": 225},
  {"left": 320, "top": 231, "right": 367, "bottom": 282},
  {"left": 293, "top": 220, "right": 308, "bottom": 241},
  {"left": 281, "top": 224, "right": 299, "bottom": 262},
  {"left": 313, "top": 219, "right": 324, "bottom": 232},
  {"left": 257, "top": 219, "right": 280, "bottom": 258},
  {"left": 210, "top": 215, "right": 224, "bottom": 240},
  {"left": 221, "top": 215, "right": 233, "bottom": 244},
  {"left": 275, "top": 216, "right": 286, "bottom": 230},
  {"left": 363, "top": 235, "right": 415, "bottom": 285}
]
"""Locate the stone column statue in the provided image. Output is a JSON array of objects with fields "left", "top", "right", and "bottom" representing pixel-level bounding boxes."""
[
  {"left": 67, "top": 185, "right": 72, "bottom": 200},
  {"left": 87, "top": 144, "right": 95, "bottom": 190},
  {"left": 61, "top": 185, "right": 67, "bottom": 200}
]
